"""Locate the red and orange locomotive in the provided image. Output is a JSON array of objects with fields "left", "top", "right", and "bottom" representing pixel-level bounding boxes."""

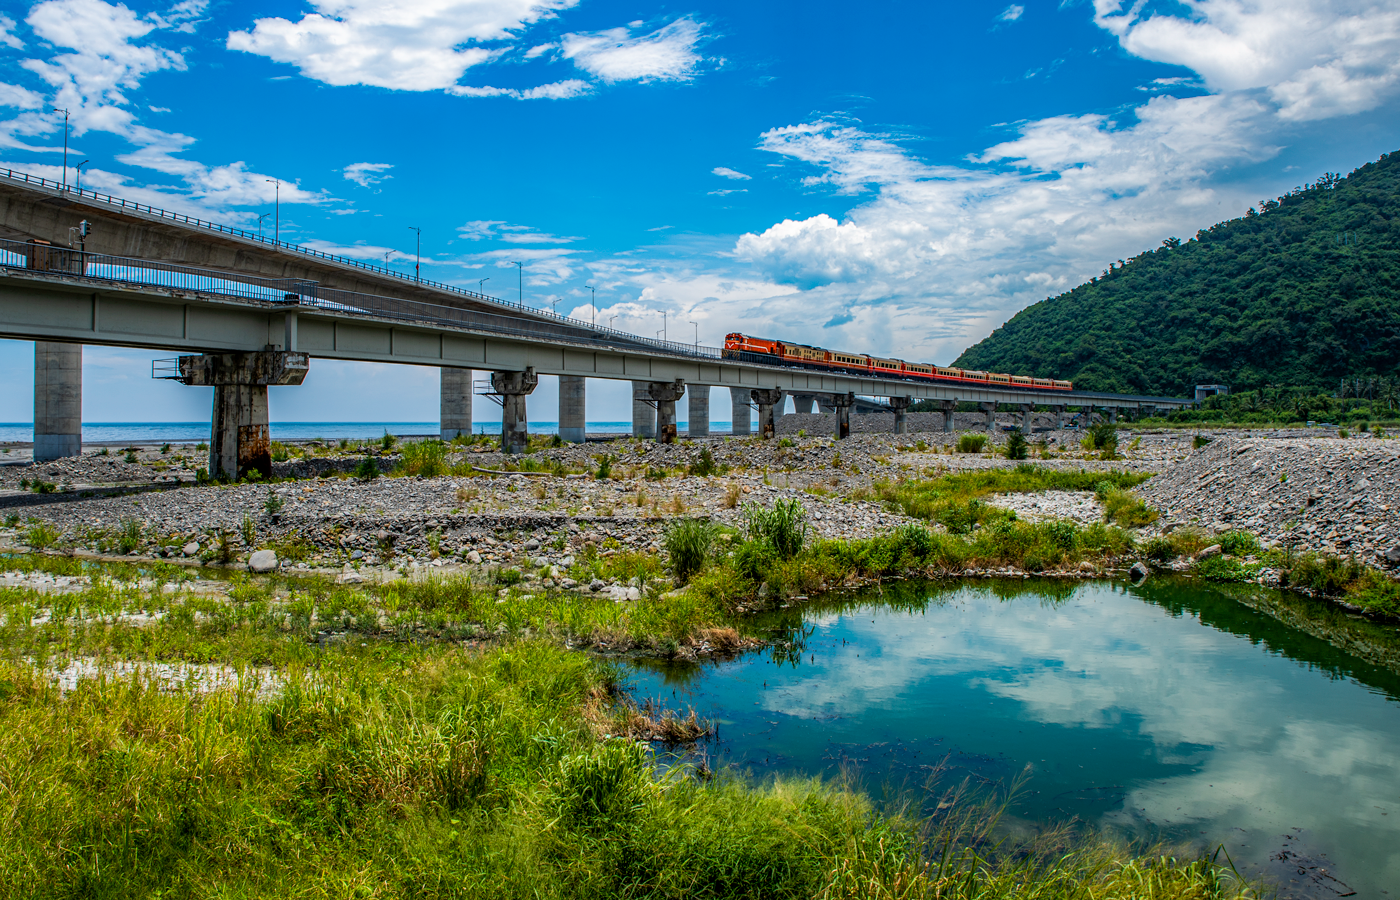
[{"left": 723, "top": 333, "right": 1072, "bottom": 391}]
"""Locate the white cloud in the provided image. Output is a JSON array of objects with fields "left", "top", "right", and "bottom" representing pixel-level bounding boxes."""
[
  {"left": 524, "top": 41, "right": 555, "bottom": 58},
  {"left": 0, "top": 83, "right": 45, "bottom": 109},
  {"left": 343, "top": 161, "right": 393, "bottom": 187},
  {"left": 458, "top": 219, "right": 578, "bottom": 243},
  {"left": 0, "top": 14, "right": 25, "bottom": 49},
  {"left": 997, "top": 4, "right": 1024, "bottom": 22},
  {"left": 712, "top": 166, "right": 750, "bottom": 180},
  {"left": 1094, "top": 0, "right": 1400, "bottom": 121},
  {"left": 561, "top": 16, "right": 706, "bottom": 83},
  {"left": 707, "top": 188, "right": 747, "bottom": 196},
  {"left": 227, "top": 0, "right": 575, "bottom": 92}
]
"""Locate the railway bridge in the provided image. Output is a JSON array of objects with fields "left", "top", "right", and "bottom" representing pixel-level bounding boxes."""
[{"left": 0, "top": 169, "right": 1192, "bottom": 476}]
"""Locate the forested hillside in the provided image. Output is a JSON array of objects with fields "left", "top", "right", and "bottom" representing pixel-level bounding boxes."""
[{"left": 954, "top": 150, "right": 1400, "bottom": 396}]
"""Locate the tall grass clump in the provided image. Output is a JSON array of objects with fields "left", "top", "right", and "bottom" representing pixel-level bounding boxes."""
[
  {"left": 396, "top": 439, "right": 447, "bottom": 477},
  {"left": 663, "top": 517, "right": 717, "bottom": 585},
  {"left": 1094, "top": 481, "right": 1159, "bottom": 527},
  {"left": 956, "top": 433, "right": 987, "bottom": 453},
  {"left": 1082, "top": 422, "right": 1119, "bottom": 459},
  {"left": 25, "top": 521, "right": 58, "bottom": 550},
  {"left": 745, "top": 498, "right": 808, "bottom": 560}
]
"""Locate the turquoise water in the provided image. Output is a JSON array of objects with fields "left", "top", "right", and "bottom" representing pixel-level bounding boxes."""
[{"left": 629, "top": 579, "right": 1400, "bottom": 898}]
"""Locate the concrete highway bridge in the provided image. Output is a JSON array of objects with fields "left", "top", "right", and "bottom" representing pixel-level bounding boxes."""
[{"left": 0, "top": 168, "right": 1192, "bottom": 477}]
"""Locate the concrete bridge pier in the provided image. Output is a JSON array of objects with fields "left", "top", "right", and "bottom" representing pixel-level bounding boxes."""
[
  {"left": 1019, "top": 403, "right": 1034, "bottom": 432},
  {"left": 792, "top": 394, "right": 816, "bottom": 414},
  {"left": 889, "top": 396, "right": 912, "bottom": 434},
  {"left": 1108, "top": 407, "right": 1119, "bottom": 424},
  {"left": 688, "top": 385, "right": 710, "bottom": 438},
  {"left": 729, "top": 387, "right": 752, "bottom": 435},
  {"left": 832, "top": 392, "right": 856, "bottom": 439},
  {"left": 1079, "top": 406, "right": 1095, "bottom": 427},
  {"left": 1051, "top": 405, "right": 1065, "bottom": 429},
  {"left": 752, "top": 389, "right": 785, "bottom": 439},
  {"left": 177, "top": 351, "right": 309, "bottom": 480},
  {"left": 817, "top": 395, "right": 836, "bottom": 414},
  {"left": 440, "top": 367, "right": 473, "bottom": 440},
  {"left": 631, "top": 381, "right": 657, "bottom": 439},
  {"left": 558, "top": 376, "right": 586, "bottom": 443},
  {"left": 647, "top": 380, "right": 686, "bottom": 444},
  {"left": 979, "top": 402, "right": 997, "bottom": 431},
  {"left": 941, "top": 400, "right": 958, "bottom": 432},
  {"left": 491, "top": 368, "right": 538, "bottom": 454},
  {"left": 34, "top": 341, "right": 82, "bottom": 461}
]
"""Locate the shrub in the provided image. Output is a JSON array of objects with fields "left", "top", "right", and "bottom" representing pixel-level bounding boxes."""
[
  {"left": 495, "top": 567, "right": 523, "bottom": 586},
  {"left": 744, "top": 498, "right": 808, "bottom": 560},
  {"left": 1143, "top": 536, "right": 1176, "bottom": 563},
  {"left": 1218, "top": 530, "right": 1261, "bottom": 556},
  {"left": 354, "top": 456, "right": 380, "bottom": 480},
  {"left": 380, "top": 431, "right": 398, "bottom": 450},
  {"left": 264, "top": 491, "right": 284, "bottom": 516},
  {"left": 663, "top": 518, "right": 716, "bottom": 584},
  {"left": 118, "top": 519, "right": 143, "bottom": 554},
  {"left": 26, "top": 522, "right": 58, "bottom": 550},
  {"left": 594, "top": 454, "right": 613, "bottom": 480},
  {"left": 1042, "top": 519, "right": 1079, "bottom": 551},
  {"left": 956, "top": 433, "right": 987, "bottom": 453},
  {"left": 396, "top": 440, "right": 447, "bottom": 478},
  {"left": 1194, "top": 554, "right": 1258, "bottom": 583},
  {"left": 1096, "top": 484, "right": 1158, "bottom": 527},
  {"left": 723, "top": 482, "right": 742, "bottom": 509},
  {"left": 1003, "top": 429, "right": 1028, "bottom": 460},
  {"left": 893, "top": 522, "right": 936, "bottom": 559},
  {"left": 688, "top": 447, "right": 720, "bottom": 477}
]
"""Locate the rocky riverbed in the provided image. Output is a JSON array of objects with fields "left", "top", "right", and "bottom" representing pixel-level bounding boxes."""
[{"left": 2, "top": 427, "right": 1398, "bottom": 581}]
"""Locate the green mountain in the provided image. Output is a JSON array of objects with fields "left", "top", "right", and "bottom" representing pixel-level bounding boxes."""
[{"left": 953, "top": 150, "right": 1400, "bottom": 397}]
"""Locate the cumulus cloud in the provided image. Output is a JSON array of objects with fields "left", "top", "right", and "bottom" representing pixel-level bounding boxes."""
[
  {"left": 227, "top": 0, "right": 573, "bottom": 91},
  {"left": 0, "top": 14, "right": 25, "bottom": 49},
  {"left": 1095, "top": 0, "right": 1400, "bottom": 121},
  {"left": 0, "top": 83, "right": 45, "bottom": 109},
  {"left": 997, "top": 4, "right": 1024, "bottom": 22},
  {"left": 561, "top": 16, "right": 707, "bottom": 82},
  {"left": 712, "top": 166, "right": 750, "bottom": 180},
  {"left": 343, "top": 161, "right": 393, "bottom": 187}
]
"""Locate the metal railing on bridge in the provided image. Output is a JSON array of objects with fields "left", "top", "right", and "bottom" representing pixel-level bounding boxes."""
[
  {"left": 0, "top": 167, "right": 649, "bottom": 339},
  {"left": 0, "top": 235, "right": 724, "bottom": 361}
]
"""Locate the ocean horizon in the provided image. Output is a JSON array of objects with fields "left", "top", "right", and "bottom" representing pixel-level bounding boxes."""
[{"left": 0, "top": 422, "right": 736, "bottom": 444}]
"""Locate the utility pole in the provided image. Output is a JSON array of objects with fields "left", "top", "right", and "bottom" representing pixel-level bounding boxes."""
[
  {"left": 408, "top": 226, "right": 421, "bottom": 281},
  {"left": 550, "top": 297, "right": 561, "bottom": 315},
  {"left": 265, "top": 179, "right": 281, "bottom": 242},
  {"left": 74, "top": 160, "right": 88, "bottom": 193},
  {"left": 514, "top": 261, "right": 523, "bottom": 305},
  {"left": 585, "top": 285, "right": 596, "bottom": 326},
  {"left": 478, "top": 276, "right": 489, "bottom": 293},
  {"left": 662, "top": 310, "right": 667, "bottom": 342},
  {"left": 257, "top": 213, "right": 270, "bottom": 239},
  {"left": 609, "top": 315, "right": 618, "bottom": 330},
  {"left": 691, "top": 321, "right": 698, "bottom": 351},
  {"left": 52, "top": 108, "right": 69, "bottom": 188}
]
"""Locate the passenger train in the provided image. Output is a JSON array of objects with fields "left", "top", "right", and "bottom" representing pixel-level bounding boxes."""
[{"left": 723, "top": 333, "right": 1073, "bottom": 392}]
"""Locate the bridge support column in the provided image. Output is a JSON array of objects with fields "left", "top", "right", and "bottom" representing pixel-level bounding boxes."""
[
  {"left": 631, "top": 381, "right": 656, "bottom": 439},
  {"left": 1141, "top": 406, "right": 1156, "bottom": 421},
  {"left": 730, "top": 387, "right": 752, "bottom": 435},
  {"left": 440, "top": 367, "right": 473, "bottom": 440},
  {"left": 646, "top": 380, "right": 686, "bottom": 444},
  {"left": 34, "top": 341, "right": 82, "bottom": 461},
  {"left": 177, "top": 351, "right": 309, "bottom": 480},
  {"left": 1019, "top": 403, "right": 1034, "bottom": 432},
  {"left": 792, "top": 394, "right": 815, "bottom": 414},
  {"left": 558, "top": 376, "right": 586, "bottom": 443},
  {"left": 941, "top": 400, "right": 958, "bottom": 432},
  {"left": 889, "top": 396, "right": 912, "bottom": 434},
  {"left": 832, "top": 392, "right": 856, "bottom": 439},
  {"left": 1080, "top": 406, "right": 1095, "bottom": 427},
  {"left": 979, "top": 402, "right": 997, "bottom": 431},
  {"left": 492, "top": 369, "right": 538, "bottom": 454},
  {"left": 688, "top": 385, "right": 710, "bottom": 438},
  {"left": 1051, "top": 405, "right": 1065, "bottom": 429},
  {"left": 1108, "top": 407, "right": 1118, "bottom": 424},
  {"left": 751, "top": 389, "right": 785, "bottom": 440}
]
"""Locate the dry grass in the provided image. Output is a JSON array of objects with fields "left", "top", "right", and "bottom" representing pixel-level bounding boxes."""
[{"left": 724, "top": 482, "right": 742, "bottom": 509}]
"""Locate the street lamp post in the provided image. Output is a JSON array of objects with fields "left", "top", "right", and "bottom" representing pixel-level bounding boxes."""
[
  {"left": 478, "top": 277, "right": 489, "bottom": 293},
  {"left": 514, "top": 261, "right": 523, "bottom": 305},
  {"left": 550, "top": 297, "right": 561, "bottom": 316},
  {"left": 265, "top": 179, "right": 281, "bottom": 242},
  {"left": 585, "top": 285, "right": 596, "bottom": 326},
  {"left": 257, "top": 214, "right": 270, "bottom": 239},
  {"left": 691, "top": 321, "right": 698, "bottom": 352},
  {"left": 408, "top": 226, "right": 421, "bottom": 281},
  {"left": 52, "top": 108, "right": 69, "bottom": 188},
  {"left": 609, "top": 315, "right": 618, "bottom": 330},
  {"left": 74, "top": 160, "right": 88, "bottom": 193}
]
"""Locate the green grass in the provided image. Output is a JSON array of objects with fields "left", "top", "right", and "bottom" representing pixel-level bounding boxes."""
[{"left": 396, "top": 440, "right": 448, "bottom": 477}]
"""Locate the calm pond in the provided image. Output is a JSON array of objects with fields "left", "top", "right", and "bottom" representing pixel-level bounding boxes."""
[{"left": 628, "top": 578, "right": 1400, "bottom": 899}]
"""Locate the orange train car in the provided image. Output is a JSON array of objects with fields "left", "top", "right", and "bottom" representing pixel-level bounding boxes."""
[{"left": 722, "top": 333, "right": 1072, "bottom": 391}]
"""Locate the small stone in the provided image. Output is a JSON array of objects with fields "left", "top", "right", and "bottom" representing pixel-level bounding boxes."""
[
  {"left": 523, "top": 538, "right": 540, "bottom": 551},
  {"left": 757, "top": 581, "right": 770, "bottom": 598},
  {"left": 1198, "top": 544, "right": 1223, "bottom": 559},
  {"left": 350, "top": 549, "right": 364, "bottom": 560},
  {"left": 376, "top": 529, "right": 393, "bottom": 543},
  {"left": 1385, "top": 545, "right": 1400, "bottom": 565},
  {"left": 248, "top": 549, "right": 278, "bottom": 573},
  {"left": 339, "top": 571, "right": 365, "bottom": 584},
  {"left": 466, "top": 550, "right": 482, "bottom": 564},
  {"left": 182, "top": 541, "right": 200, "bottom": 557},
  {"left": 562, "top": 578, "right": 578, "bottom": 589},
  {"left": 589, "top": 579, "right": 605, "bottom": 592},
  {"left": 1129, "top": 561, "right": 1149, "bottom": 579}
]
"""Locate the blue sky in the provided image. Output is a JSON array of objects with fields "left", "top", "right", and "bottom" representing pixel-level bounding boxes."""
[{"left": 2, "top": 0, "right": 1399, "bottom": 425}]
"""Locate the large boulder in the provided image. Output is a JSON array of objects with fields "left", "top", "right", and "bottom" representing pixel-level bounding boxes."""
[{"left": 248, "top": 549, "right": 279, "bottom": 573}]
